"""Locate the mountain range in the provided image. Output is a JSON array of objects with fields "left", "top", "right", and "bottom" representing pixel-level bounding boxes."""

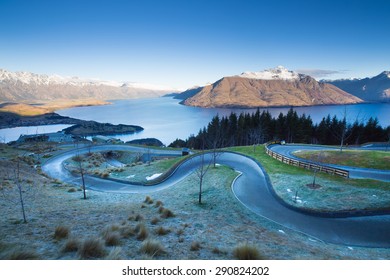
[
  {"left": 176, "top": 66, "right": 363, "bottom": 108},
  {"left": 325, "top": 71, "right": 390, "bottom": 102},
  {"left": 0, "top": 69, "right": 176, "bottom": 103},
  {"left": 1, "top": 67, "right": 389, "bottom": 109}
]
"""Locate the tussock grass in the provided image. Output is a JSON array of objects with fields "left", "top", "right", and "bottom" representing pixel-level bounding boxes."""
[
  {"left": 154, "top": 200, "right": 163, "bottom": 208},
  {"left": 67, "top": 187, "right": 77, "bottom": 193},
  {"left": 105, "top": 247, "right": 123, "bottom": 260},
  {"left": 54, "top": 225, "right": 70, "bottom": 240},
  {"left": 190, "top": 241, "right": 201, "bottom": 251},
  {"left": 155, "top": 226, "right": 171, "bottom": 236},
  {"left": 136, "top": 223, "right": 149, "bottom": 241},
  {"left": 144, "top": 196, "right": 154, "bottom": 204},
  {"left": 140, "top": 239, "right": 165, "bottom": 256},
  {"left": 233, "top": 243, "right": 263, "bottom": 260},
  {"left": 119, "top": 225, "right": 135, "bottom": 238},
  {"left": 150, "top": 217, "right": 160, "bottom": 225},
  {"left": 160, "top": 208, "right": 175, "bottom": 219},
  {"left": 103, "top": 232, "right": 121, "bottom": 246},
  {"left": 8, "top": 248, "right": 40, "bottom": 260},
  {"left": 78, "top": 238, "right": 106, "bottom": 259},
  {"left": 135, "top": 214, "right": 144, "bottom": 221},
  {"left": 62, "top": 238, "right": 79, "bottom": 253}
]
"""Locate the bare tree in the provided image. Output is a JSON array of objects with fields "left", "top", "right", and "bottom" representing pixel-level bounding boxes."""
[
  {"left": 78, "top": 158, "right": 87, "bottom": 200},
  {"left": 330, "top": 107, "right": 358, "bottom": 152},
  {"left": 74, "top": 147, "right": 87, "bottom": 200},
  {"left": 1, "top": 159, "right": 35, "bottom": 223},
  {"left": 195, "top": 152, "right": 212, "bottom": 204},
  {"left": 309, "top": 151, "right": 323, "bottom": 188}
]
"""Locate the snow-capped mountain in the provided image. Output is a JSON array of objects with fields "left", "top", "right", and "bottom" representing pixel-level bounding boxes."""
[
  {"left": 238, "top": 65, "right": 301, "bottom": 80},
  {"left": 325, "top": 71, "right": 390, "bottom": 102},
  {"left": 0, "top": 68, "right": 177, "bottom": 102},
  {"left": 177, "top": 66, "right": 362, "bottom": 108}
]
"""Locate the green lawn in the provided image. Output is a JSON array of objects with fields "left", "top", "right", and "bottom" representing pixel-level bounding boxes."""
[{"left": 293, "top": 150, "right": 390, "bottom": 170}]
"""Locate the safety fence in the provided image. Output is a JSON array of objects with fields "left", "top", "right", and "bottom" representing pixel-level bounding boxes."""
[{"left": 265, "top": 142, "right": 349, "bottom": 178}]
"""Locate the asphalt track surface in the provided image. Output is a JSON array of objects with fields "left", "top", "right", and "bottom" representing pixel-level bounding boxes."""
[
  {"left": 268, "top": 144, "right": 390, "bottom": 182},
  {"left": 42, "top": 145, "right": 390, "bottom": 248}
]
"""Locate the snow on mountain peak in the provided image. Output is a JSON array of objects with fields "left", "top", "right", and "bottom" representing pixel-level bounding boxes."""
[
  {"left": 0, "top": 68, "right": 177, "bottom": 91},
  {"left": 237, "top": 66, "right": 300, "bottom": 80}
]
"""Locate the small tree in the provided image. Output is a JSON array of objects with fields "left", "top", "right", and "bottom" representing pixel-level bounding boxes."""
[
  {"left": 1, "top": 159, "right": 35, "bottom": 223},
  {"left": 309, "top": 151, "right": 323, "bottom": 188},
  {"left": 195, "top": 152, "right": 212, "bottom": 204},
  {"left": 74, "top": 147, "right": 87, "bottom": 200}
]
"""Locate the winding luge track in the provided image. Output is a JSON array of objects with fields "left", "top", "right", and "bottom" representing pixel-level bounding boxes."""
[{"left": 42, "top": 145, "right": 390, "bottom": 248}]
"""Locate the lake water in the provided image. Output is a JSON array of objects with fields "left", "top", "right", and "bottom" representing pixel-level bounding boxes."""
[
  {"left": 0, "top": 124, "right": 72, "bottom": 143},
  {"left": 1, "top": 97, "right": 389, "bottom": 145}
]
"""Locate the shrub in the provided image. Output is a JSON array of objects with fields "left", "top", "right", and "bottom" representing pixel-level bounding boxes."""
[
  {"left": 54, "top": 225, "right": 70, "bottom": 240},
  {"left": 78, "top": 238, "right": 106, "bottom": 259},
  {"left": 155, "top": 226, "right": 171, "bottom": 236},
  {"left": 190, "top": 241, "right": 201, "bottom": 251},
  {"left": 160, "top": 208, "right": 175, "bottom": 219},
  {"left": 67, "top": 188, "right": 77, "bottom": 193},
  {"left": 140, "top": 239, "right": 165, "bottom": 256},
  {"left": 233, "top": 243, "right": 263, "bottom": 260},
  {"left": 104, "top": 232, "right": 121, "bottom": 246},
  {"left": 136, "top": 223, "right": 149, "bottom": 241},
  {"left": 62, "top": 238, "right": 79, "bottom": 253}
]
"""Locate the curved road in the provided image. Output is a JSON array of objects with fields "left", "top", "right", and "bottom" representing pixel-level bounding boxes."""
[
  {"left": 42, "top": 145, "right": 390, "bottom": 248},
  {"left": 268, "top": 144, "right": 390, "bottom": 182}
]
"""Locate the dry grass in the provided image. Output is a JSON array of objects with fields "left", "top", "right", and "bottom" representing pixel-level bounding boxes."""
[
  {"left": 190, "top": 241, "right": 201, "bottom": 251},
  {"left": 151, "top": 217, "right": 160, "bottom": 225},
  {"left": 7, "top": 248, "right": 40, "bottom": 260},
  {"left": 144, "top": 196, "right": 154, "bottom": 204},
  {"left": 78, "top": 238, "right": 106, "bottom": 259},
  {"left": 54, "top": 225, "right": 70, "bottom": 240},
  {"left": 160, "top": 208, "right": 175, "bottom": 219},
  {"left": 62, "top": 238, "right": 80, "bottom": 253},
  {"left": 140, "top": 239, "right": 165, "bottom": 256},
  {"left": 119, "top": 225, "right": 135, "bottom": 238},
  {"left": 136, "top": 223, "right": 149, "bottom": 241},
  {"left": 154, "top": 200, "right": 163, "bottom": 208},
  {"left": 233, "top": 243, "right": 263, "bottom": 260},
  {"left": 103, "top": 232, "right": 121, "bottom": 246},
  {"left": 135, "top": 214, "right": 144, "bottom": 221},
  {"left": 105, "top": 247, "right": 124, "bottom": 260},
  {"left": 155, "top": 226, "right": 171, "bottom": 236}
]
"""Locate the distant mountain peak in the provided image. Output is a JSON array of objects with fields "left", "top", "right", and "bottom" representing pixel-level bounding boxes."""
[{"left": 237, "top": 66, "right": 301, "bottom": 81}]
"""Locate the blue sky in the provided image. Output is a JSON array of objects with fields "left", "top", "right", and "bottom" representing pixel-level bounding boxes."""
[{"left": 0, "top": 0, "right": 389, "bottom": 89}]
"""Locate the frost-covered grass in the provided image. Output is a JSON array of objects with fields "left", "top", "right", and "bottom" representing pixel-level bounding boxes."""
[
  {"left": 64, "top": 151, "right": 184, "bottom": 183},
  {"left": 229, "top": 145, "right": 390, "bottom": 212}
]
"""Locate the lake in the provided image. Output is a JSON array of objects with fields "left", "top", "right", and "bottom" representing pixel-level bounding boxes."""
[{"left": 1, "top": 97, "right": 389, "bottom": 145}]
